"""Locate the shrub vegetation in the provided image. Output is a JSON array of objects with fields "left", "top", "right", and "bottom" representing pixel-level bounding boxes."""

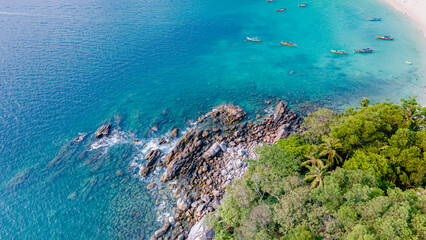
[{"left": 208, "top": 98, "right": 426, "bottom": 239}]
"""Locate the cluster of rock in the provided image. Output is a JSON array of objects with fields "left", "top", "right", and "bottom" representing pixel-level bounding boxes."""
[
  {"left": 95, "top": 123, "right": 111, "bottom": 138},
  {"left": 139, "top": 149, "right": 164, "bottom": 177},
  {"left": 144, "top": 102, "right": 302, "bottom": 240}
]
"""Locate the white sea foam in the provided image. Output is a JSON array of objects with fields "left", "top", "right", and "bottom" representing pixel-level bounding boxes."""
[
  {"left": 89, "top": 130, "right": 135, "bottom": 150},
  {"left": 130, "top": 125, "right": 196, "bottom": 176},
  {"left": 265, "top": 105, "right": 274, "bottom": 119},
  {"left": 128, "top": 125, "right": 199, "bottom": 224}
]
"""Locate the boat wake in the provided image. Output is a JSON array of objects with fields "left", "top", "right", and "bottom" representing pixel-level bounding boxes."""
[{"left": 0, "top": 11, "right": 44, "bottom": 17}]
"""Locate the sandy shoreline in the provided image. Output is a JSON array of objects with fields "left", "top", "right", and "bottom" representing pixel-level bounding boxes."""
[{"left": 381, "top": 0, "right": 426, "bottom": 40}]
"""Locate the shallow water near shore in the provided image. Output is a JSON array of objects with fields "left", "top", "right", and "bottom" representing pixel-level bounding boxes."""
[{"left": 0, "top": 0, "right": 425, "bottom": 238}]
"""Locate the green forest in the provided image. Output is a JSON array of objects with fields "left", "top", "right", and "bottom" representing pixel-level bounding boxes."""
[{"left": 208, "top": 97, "right": 426, "bottom": 239}]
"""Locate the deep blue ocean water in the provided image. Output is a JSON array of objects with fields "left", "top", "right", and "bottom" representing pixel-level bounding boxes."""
[{"left": 1, "top": 0, "right": 425, "bottom": 238}]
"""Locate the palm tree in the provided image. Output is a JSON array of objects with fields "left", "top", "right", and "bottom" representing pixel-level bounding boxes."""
[
  {"left": 319, "top": 137, "right": 342, "bottom": 167},
  {"left": 304, "top": 159, "right": 328, "bottom": 188},
  {"left": 302, "top": 151, "right": 320, "bottom": 167},
  {"left": 301, "top": 149, "right": 329, "bottom": 188},
  {"left": 400, "top": 97, "right": 425, "bottom": 130}
]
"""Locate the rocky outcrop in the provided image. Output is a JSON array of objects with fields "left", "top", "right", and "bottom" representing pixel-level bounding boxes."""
[
  {"left": 188, "top": 218, "right": 215, "bottom": 240},
  {"left": 274, "top": 125, "right": 290, "bottom": 142},
  {"left": 211, "top": 104, "right": 246, "bottom": 125},
  {"left": 147, "top": 101, "right": 303, "bottom": 239},
  {"left": 95, "top": 123, "right": 111, "bottom": 138},
  {"left": 139, "top": 149, "right": 163, "bottom": 177},
  {"left": 273, "top": 101, "right": 290, "bottom": 123},
  {"left": 161, "top": 156, "right": 186, "bottom": 182},
  {"left": 160, "top": 130, "right": 205, "bottom": 182}
]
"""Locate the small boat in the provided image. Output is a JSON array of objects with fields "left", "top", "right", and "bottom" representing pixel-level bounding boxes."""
[
  {"left": 354, "top": 48, "right": 373, "bottom": 53},
  {"left": 405, "top": 61, "right": 413, "bottom": 65},
  {"left": 376, "top": 35, "right": 394, "bottom": 40},
  {"left": 246, "top": 37, "right": 261, "bottom": 42},
  {"left": 267, "top": 0, "right": 274, "bottom": 2},
  {"left": 281, "top": 41, "right": 297, "bottom": 47},
  {"left": 298, "top": 2, "right": 307, "bottom": 7},
  {"left": 367, "top": 17, "right": 382, "bottom": 21},
  {"left": 331, "top": 49, "right": 348, "bottom": 55},
  {"left": 276, "top": 8, "right": 286, "bottom": 12}
]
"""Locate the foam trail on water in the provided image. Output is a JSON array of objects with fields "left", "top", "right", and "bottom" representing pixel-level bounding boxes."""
[{"left": 0, "top": 11, "right": 44, "bottom": 17}]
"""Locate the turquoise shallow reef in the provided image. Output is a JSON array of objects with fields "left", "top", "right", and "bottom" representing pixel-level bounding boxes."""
[{"left": 0, "top": 0, "right": 425, "bottom": 238}]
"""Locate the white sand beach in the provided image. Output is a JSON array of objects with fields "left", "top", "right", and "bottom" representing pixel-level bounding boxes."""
[{"left": 382, "top": 0, "right": 426, "bottom": 40}]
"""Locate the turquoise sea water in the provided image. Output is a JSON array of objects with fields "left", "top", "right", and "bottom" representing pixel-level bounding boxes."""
[{"left": 1, "top": 0, "right": 425, "bottom": 238}]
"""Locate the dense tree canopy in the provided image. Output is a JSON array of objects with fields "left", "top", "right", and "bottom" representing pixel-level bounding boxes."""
[{"left": 208, "top": 98, "right": 426, "bottom": 239}]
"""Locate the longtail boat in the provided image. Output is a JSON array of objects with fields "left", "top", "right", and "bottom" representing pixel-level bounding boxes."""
[
  {"left": 267, "top": 0, "right": 273, "bottom": 2},
  {"left": 246, "top": 37, "right": 261, "bottom": 42},
  {"left": 376, "top": 35, "right": 394, "bottom": 40},
  {"left": 276, "top": 8, "right": 286, "bottom": 12},
  {"left": 405, "top": 61, "right": 413, "bottom": 65},
  {"left": 298, "top": 2, "right": 307, "bottom": 7},
  {"left": 281, "top": 41, "right": 297, "bottom": 47},
  {"left": 331, "top": 49, "right": 348, "bottom": 55},
  {"left": 354, "top": 48, "right": 373, "bottom": 53},
  {"left": 367, "top": 17, "right": 381, "bottom": 21}
]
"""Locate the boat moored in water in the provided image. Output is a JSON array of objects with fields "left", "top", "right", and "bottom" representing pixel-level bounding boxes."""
[
  {"left": 281, "top": 41, "right": 297, "bottom": 47},
  {"left": 367, "top": 17, "right": 382, "bottom": 21},
  {"left": 276, "top": 8, "right": 286, "bottom": 12},
  {"left": 246, "top": 37, "right": 261, "bottom": 42},
  {"left": 298, "top": 2, "right": 307, "bottom": 7},
  {"left": 354, "top": 48, "right": 373, "bottom": 53},
  {"left": 376, "top": 35, "right": 394, "bottom": 40},
  {"left": 267, "top": 0, "right": 273, "bottom": 2},
  {"left": 331, "top": 49, "right": 348, "bottom": 55}
]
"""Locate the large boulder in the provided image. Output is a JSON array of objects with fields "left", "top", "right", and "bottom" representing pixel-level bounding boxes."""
[
  {"left": 200, "top": 194, "right": 211, "bottom": 203},
  {"left": 273, "top": 101, "right": 289, "bottom": 123},
  {"left": 202, "top": 142, "right": 221, "bottom": 160},
  {"left": 154, "top": 222, "right": 170, "bottom": 238},
  {"left": 161, "top": 156, "right": 186, "bottom": 182},
  {"left": 145, "top": 149, "right": 163, "bottom": 163},
  {"left": 188, "top": 218, "right": 215, "bottom": 240},
  {"left": 223, "top": 105, "right": 246, "bottom": 125},
  {"left": 177, "top": 197, "right": 191, "bottom": 211},
  {"left": 95, "top": 123, "right": 111, "bottom": 138},
  {"left": 274, "top": 126, "right": 290, "bottom": 142},
  {"left": 171, "top": 128, "right": 179, "bottom": 138}
]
